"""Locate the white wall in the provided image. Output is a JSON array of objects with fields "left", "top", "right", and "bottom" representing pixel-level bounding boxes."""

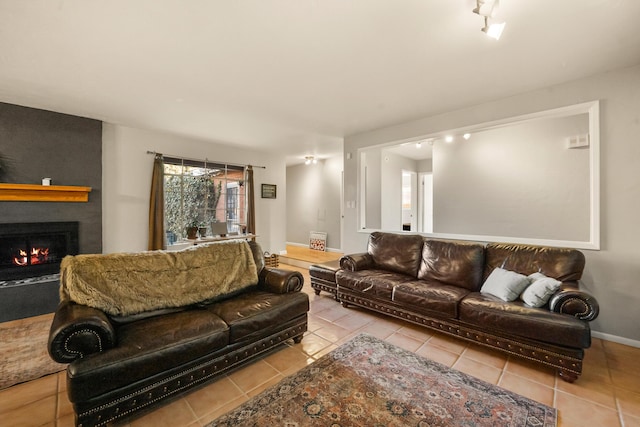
[
  {"left": 102, "top": 124, "right": 287, "bottom": 255},
  {"left": 286, "top": 156, "right": 343, "bottom": 250},
  {"left": 344, "top": 64, "right": 640, "bottom": 344}
]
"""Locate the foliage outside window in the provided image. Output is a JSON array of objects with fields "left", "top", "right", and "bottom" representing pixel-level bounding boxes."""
[{"left": 163, "top": 158, "right": 246, "bottom": 243}]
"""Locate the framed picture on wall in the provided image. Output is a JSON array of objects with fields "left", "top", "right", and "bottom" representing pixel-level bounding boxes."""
[{"left": 261, "top": 184, "right": 277, "bottom": 199}]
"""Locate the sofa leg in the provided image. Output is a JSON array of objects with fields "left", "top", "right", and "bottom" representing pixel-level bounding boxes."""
[
  {"left": 293, "top": 335, "right": 303, "bottom": 344},
  {"left": 313, "top": 289, "right": 320, "bottom": 295},
  {"left": 341, "top": 301, "right": 349, "bottom": 308},
  {"left": 558, "top": 369, "right": 579, "bottom": 383}
]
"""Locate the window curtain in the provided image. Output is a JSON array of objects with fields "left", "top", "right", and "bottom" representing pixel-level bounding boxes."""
[
  {"left": 246, "top": 165, "right": 256, "bottom": 239},
  {"left": 148, "top": 153, "right": 165, "bottom": 250}
]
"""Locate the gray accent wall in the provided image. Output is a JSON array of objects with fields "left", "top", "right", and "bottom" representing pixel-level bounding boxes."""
[
  {"left": 0, "top": 102, "right": 102, "bottom": 321},
  {"left": 0, "top": 102, "right": 103, "bottom": 255}
]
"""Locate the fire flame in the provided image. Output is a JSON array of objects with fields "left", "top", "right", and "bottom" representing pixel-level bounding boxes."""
[{"left": 13, "top": 247, "right": 50, "bottom": 266}]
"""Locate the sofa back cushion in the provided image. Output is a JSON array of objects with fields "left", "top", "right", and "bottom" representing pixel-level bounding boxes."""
[
  {"left": 368, "top": 232, "right": 424, "bottom": 278},
  {"left": 418, "top": 239, "right": 486, "bottom": 291},
  {"left": 484, "top": 243, "right": 585, "bottom": 282}
]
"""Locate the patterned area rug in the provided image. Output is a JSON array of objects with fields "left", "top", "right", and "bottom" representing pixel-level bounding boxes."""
[{"left": 209, "top": 334, "right": 557, "bottom": 427}]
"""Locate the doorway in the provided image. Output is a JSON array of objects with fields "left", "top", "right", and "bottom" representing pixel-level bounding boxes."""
[
  {"left": 401, "top": 170, "right": 417, "bottom": 231},
  {"left": 418, "top": 172, "right": 433, "bottom": 233}
]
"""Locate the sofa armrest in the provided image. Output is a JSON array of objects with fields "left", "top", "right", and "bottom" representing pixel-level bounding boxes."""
[
  {"left": 259, "top": 268, "right": 304, "bottom": 293},
  {"left": 48, "top": 300, "right": 117, "bottom": 363},
  {"left": 549, "top": 287, "right": 600, "bottom": 321},
  {"left": 340, "top": 253, "right": 374, "bottom": 271}
]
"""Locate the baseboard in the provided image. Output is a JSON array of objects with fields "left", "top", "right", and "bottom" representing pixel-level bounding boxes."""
[
  {"left": 286, "top": 241, "right": 342, "bottom": 253},
  {"left": 591, "top": 331, "right": 640, "bottom": 348}
]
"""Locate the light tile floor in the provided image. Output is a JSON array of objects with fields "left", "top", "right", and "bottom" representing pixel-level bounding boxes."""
[{"left": 1, "top": 264, "right": 639, "bottom": 427}]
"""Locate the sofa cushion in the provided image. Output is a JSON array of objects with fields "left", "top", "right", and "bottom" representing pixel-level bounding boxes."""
[
  {"left": 520, "top": 272, "right": 562, "bottom": 307},
  {"left": 108, "top": 306, "right": 189, "bottom": 325},
  {"left": 67, "top": 309, "right": 229, "bottom": 402},
  {"left": 367, "top": 232, "right": 424, "bottom": 277},
  {"left": 392, "top": 281, "right": 470, "bottom": 319},
  {"left": 207, "top": 290, "right": 309, "bottom": 344},
  {"left": 418, "top": 239, "right": 485, "bottom": 291},
  {"left": 484, "top": 243, "right": 585, "bottom": 282},
  {"left": 459, "top": 293, "right": 591, "bottom": 348},
  {"left": 480, "top": 268, "right": 532, "bottom": 302},
  {"left": 336, "top": 269, "right": 413, "bottom": 300}
]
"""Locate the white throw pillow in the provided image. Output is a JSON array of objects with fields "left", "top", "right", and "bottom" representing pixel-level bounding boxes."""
[
  {"left": 480, "top": 268, "right": 532, "bottom": 302},
  {"left": 520, "top": 272, "right": 562, "bottom": 307}
]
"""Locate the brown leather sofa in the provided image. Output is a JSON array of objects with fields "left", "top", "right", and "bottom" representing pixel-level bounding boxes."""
[
  {"left": 337, "top": 232, "right": 599, "bottom": 382},
  {"left": 48, "top": 241, "right": 308, "bottom": 427}
]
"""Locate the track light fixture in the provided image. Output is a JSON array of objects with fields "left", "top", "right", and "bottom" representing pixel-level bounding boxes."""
[
  {"left": 473, "top": 0, "right": 498, "bottom": 17},
  {"left": 304, "top": 156, "right": 317, "bottom": 165},
  {"left": 473, "top": 0, "right": 505, "bottom": 40}
]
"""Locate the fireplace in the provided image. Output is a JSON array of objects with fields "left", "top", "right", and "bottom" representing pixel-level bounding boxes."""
[
  {"left": 0, "top": 222, "right": 79, "bottom": 282},
  {"left": 0, "top": 222, "right": 79, "bottom": 322}
]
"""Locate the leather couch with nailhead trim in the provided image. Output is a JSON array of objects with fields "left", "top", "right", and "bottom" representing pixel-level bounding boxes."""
[
  {"left": 337, "top": 232, "right": 599, "bottom": 382},
  {"left": 48, "top": 241, "right": 308, "bottom": 427}
]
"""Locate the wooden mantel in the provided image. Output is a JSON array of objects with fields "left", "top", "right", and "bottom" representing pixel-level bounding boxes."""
[{"left": 0, "top": 183, "right": 92, "bottom": 202}]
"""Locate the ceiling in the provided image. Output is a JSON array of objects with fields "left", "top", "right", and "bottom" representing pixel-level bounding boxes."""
[
  {"left": 386, "top": 139, "right": 434, "bottom": 161},
  {"left": 1, "top": 1, "right": 639, "bottom": 165}
]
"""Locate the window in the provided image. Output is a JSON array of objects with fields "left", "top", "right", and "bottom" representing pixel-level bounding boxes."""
[{"left": 163, "top": 158, "right": 246, "bottom": 243}]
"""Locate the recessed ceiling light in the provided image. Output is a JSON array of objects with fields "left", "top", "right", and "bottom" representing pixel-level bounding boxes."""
[
  {"left": 445, "top": 136, "right": 454, "bottom": 143},
  {"left": 463, "top": 133, "right": 471, "bottom": 140}
]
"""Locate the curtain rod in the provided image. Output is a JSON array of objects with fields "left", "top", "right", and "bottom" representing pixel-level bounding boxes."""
[{"left": 146, "top": 150, "right": 266, "bottom": 169}]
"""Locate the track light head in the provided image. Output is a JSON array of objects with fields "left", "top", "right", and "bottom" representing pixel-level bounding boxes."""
[
  {"left": 473, "top": 0, "right": 498, "bottom": 17},
  {"left": 474, "top": 0, "right": 505, "bottom": 40}
]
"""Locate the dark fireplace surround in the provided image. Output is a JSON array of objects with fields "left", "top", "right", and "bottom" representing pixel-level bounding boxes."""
[
  {"left": 0, "top": 222, "right": 79, "bottom": 322},
  {"left": 0, "top": 102, "right": 103, "bottom": 323}
]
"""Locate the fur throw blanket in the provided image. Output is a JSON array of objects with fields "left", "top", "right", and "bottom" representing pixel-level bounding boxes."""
[{"left": 60, "top": 240, "right": 258, "bottom": 316}]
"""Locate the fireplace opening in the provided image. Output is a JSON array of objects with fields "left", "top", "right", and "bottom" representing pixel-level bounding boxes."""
[{"left": 0, "top": 222, "right": 79, "bottom": 282}]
